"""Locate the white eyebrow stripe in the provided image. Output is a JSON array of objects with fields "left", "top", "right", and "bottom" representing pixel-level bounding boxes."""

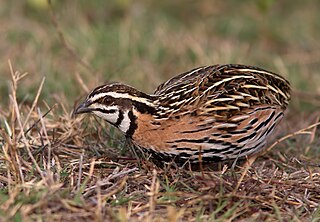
[{"left": 91, "top": 92, "right": 155, "bottom": 107}]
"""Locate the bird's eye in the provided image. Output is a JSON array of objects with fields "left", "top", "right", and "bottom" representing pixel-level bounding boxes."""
[{"left": 101, "top": 97, "right": 113, "bottom": 105}]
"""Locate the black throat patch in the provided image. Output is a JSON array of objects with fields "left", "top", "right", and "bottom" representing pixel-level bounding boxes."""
[{"left": 126, "top": 110, "right": 138, "bottom": 138}]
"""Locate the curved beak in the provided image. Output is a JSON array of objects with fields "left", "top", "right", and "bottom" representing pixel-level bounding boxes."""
[{"left": 73, "top": 101, "right": 93, "bottom": 115}]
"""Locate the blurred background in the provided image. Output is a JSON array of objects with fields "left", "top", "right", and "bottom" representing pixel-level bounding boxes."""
[{"left": 0, "top": 0, "right": 319, "bottom": 112}]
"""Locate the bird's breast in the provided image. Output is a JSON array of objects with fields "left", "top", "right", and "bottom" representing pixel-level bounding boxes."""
[{"left": 131, "top": 105, "right": 284, "bottom": 162}]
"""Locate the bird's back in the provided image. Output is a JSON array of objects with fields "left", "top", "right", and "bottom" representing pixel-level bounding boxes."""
[
  {"left": 153, "top": 64, "right": 290, "bottom": 119},
  {"left": 132, "top": 64, "right": 291, "bottom": 163}
]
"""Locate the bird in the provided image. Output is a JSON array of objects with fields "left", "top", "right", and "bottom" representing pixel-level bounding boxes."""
[{"left": 74, "top": 64, "right": 291, "bottom": 165}]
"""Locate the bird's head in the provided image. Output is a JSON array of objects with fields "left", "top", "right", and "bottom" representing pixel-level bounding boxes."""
[{"left": 74, "top": 83, "right": 156, "bottom": 136}]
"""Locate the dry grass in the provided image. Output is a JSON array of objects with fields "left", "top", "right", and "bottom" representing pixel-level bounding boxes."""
[
  {"left": 1, "top": 1, "right": 320, "bottom": 221},
  {"left": 1, "top": 52, "right": 320, "bottom": 222}
]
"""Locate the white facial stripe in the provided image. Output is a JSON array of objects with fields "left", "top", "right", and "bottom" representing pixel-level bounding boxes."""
[
  {"left": 93, "top": 110, "right": 119, "bottom": 124},
  {"left": 118, "top": 110, "right": 131, "bottom": 133},
  {"left": 91, "top": 104, "right": 119, "bottom": 124},
  {"left": 91, "top": 104, "right": 118, "bottom": 110},
  {"left": 90, "top": 92, "right": 155, "bottom": 107}
]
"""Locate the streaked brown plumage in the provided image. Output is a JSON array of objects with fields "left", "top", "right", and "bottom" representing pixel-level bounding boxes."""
[{"left": 74, "top": 64, "right": 291, "bottom": 164}]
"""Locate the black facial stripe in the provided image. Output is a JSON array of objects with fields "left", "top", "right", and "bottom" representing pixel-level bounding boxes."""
[
  {"left": 126, "top": 110, "right": 137, "bottom": 138},
  {"left": 94, "top": 108, "right": 117, "bottom": 114},
  {"left": 115, "top": 110, "right": 124, "bottom": 126}
]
